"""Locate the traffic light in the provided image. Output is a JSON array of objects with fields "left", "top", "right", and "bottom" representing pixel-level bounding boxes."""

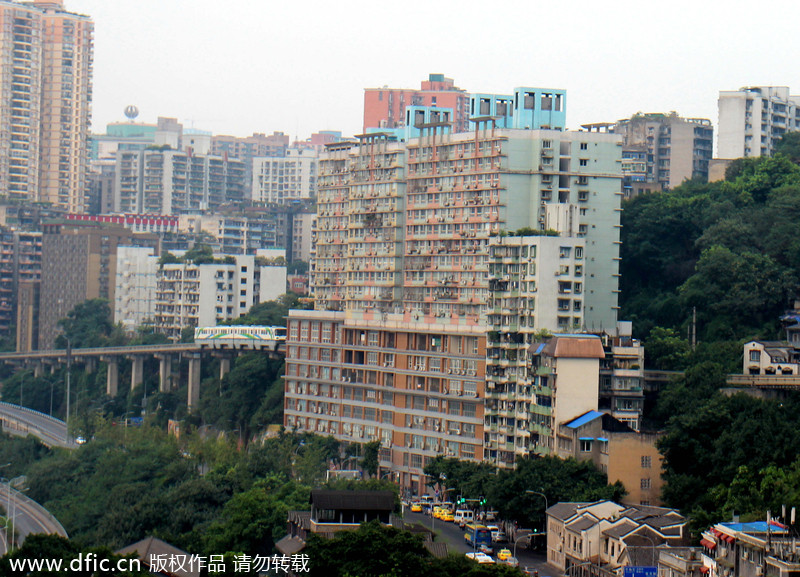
[{"left": 480, "top": 497, "right": 487, "bottom": 506}]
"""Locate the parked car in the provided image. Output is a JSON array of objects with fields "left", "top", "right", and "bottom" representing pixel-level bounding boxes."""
[
  {"left": 503, "top": 556, "right": 519, "bottom": 568},
  {"left": 466, "top": 552, "right": 495, "bottom": 564},
  {"left": 496, "top": 548, "right": 512, "bottom": 561}
]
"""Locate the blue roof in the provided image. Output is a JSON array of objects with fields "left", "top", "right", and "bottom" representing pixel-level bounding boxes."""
[
  {"left": 722, "top": 521, "right": 787, "bottom": 533},
  {"left": 566, "top": 410, "right": 604, "bottom": 429},
  {"left": 597, "top": 437, "right": 609, "bottom": 442},
  {"left": 533, "top": 343, "right": 546, "bottom": 354},
  {"left": 579, "top": 437, "right": 594, "bottom": 441}
]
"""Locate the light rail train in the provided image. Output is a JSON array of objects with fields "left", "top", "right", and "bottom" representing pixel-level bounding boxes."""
[{"left": 194, "top": 325, "right": 287, "bottom": 350}]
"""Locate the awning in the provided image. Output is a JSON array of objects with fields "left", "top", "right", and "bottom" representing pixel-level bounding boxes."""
[
  {"left": 699, "top": 566, "right": 710, "bottom": 574},
  {"left": 700, "top": 538, "right": 717, "bottom": 549},
  {"left": 723, "top": 534, "right": 734, "bottom": 543}
]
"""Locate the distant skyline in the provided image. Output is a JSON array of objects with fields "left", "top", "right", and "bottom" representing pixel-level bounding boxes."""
[{"left": 69, "top": 0, "right": 800, "bottom": 143}]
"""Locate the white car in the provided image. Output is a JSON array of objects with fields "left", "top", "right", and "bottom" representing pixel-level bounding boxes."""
[
  {"left": 465, "top": 552, "right": 495, "bottom": 564},
  {"left": 487, "top": 524, "right": 507, "bottom": 543}
]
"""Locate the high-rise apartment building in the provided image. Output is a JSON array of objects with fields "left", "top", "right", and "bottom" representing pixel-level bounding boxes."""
[
  {"left": 311, "top": 121, "right": 622, "bottom": 330},
  {"left": 606, "top": 113, "right": 713, "bottom": 193},
  {"left": 113, "top": 149, "right": 247, "bottom": 215},
  {"left": 38, "top": 222, "right": 158, "bottom": 349},
  {"left": 284, "top": 310, "right": 487, "bottom": 497},
  {"left": 718, "top": 86, "right": 800, "bottom": 159},
  {"left": 364, "top": 74, "right": 471, "bottom": 133},
  {"left": 114, "top": 246, "right": 159, "bottom": 333},
  {"left": 211, "top": 131, "right": 289, "bottom": 163},
  {"left": 251, "top": 148, "right": 318, "bottom": 204},
  {"left": 154, "top": 255, "right": 286, "bottom": 340},
  {"left": 0, "top": 0, "right": 93, "bottom": 212},
  {"left": 0, "top": 229, "right": 41, "bottom": 336}
]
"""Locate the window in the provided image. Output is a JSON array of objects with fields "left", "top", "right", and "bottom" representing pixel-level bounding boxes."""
[
  {"left": 640, "top": 478, "right": 651, "bottom": 490},
  {"left": 749, "top": 350, "right": 761, "bottom": 362},
  {"left": 641, "top": 456, "right": 652, "bottom": 469},
  {"left": 579, "top": 159, "right": 588, "bottom": 166},
  {"left": 580, "top": 142, "right": 588, "bottom": 150},
  {"left": 580, "top": 439, "right": 592, "bottom": 452}
]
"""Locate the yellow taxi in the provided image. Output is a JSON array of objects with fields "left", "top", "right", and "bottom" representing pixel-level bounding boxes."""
[
  {"left": 432, "top": 506, "right": 443, "bottom": 519},
  {"left": 497, "top": 548, "right": 512, "bottom": 562},
  {"left": 441, "top": 511, "right": 455, "bottom": 522},
  {"left": 410, "top": 502, "right": 422, "bottom": 513}
]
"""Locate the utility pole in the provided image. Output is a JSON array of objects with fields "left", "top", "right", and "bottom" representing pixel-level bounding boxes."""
[
  {"left": 65, "top": 339, "right": 71, "bottom": 439},
  {"left": 691, "top": 306, "right": 697, "bottom": 351}
]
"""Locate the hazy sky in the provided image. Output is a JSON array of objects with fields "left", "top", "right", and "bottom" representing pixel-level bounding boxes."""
[{"left": 68, "top": 0, "right": 800, "bottom": 141}]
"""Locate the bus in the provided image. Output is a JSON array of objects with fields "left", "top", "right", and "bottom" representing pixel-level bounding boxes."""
[{"left": 464, "top": 523, "right": 492, "bottom": 549}]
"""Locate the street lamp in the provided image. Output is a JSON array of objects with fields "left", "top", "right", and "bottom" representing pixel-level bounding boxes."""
[
  {"left": 513, "top": 532, "right": 531, "bottom": 559},
  {"left": 568, "top": 560, "right": 596, "bottom": 577},
  {"left": 634, "top": 533, "right": 658, "bottom": 566},
  {"left": 525, "top": 489, "right": 549, "bottom": 535}
]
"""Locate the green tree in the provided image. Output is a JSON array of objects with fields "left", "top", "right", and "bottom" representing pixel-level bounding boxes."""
[
  {"left": 183, "top": 243, "right": 215, "bottom": 265},
  {"left": 643, "top": 327, "right": 690, "bottom": 370},
  {"left": 55, "top": 299, "right": 124, "bottom": 349},
  {"left": 361, "top": 440, "right": 380, "bottom": 478},
  {"left": 775, "top": 131, "right": 800, "bottom": 163}
]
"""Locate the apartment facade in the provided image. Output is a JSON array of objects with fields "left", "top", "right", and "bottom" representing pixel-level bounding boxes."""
[
  {"left": 555, "top": 411, "right": 663, "bottom": 506},
  {"left": 598, "top": 329, "right": 645, "bottom": 430},
  {"left": 251, "top": 147, "right": 318, "bottom": 204},
  {"left": 718, "top": 86, "right": 800, "bottom": 159},
  {"left": 38, "top": 222, "right": 157, "bottom": 349},
  {"left": 363, "top": 73, "right": 470, "bottom": 133},
  {"left": 484, "top": 235, "right": 586, "bottom": 467},
  {"left": 311, "top": 121, "right": 623, "bottom": 331},
  {"left": 178, "top": 212, "right": 287, "bottom": 256},
  {"left": 114, "top": 149, "right": 247, "bottom": 215},
  {"left": 284, "top": 309, "right": 486, "bottom": 497},
  {"left": 610, "top": 113, "right": 713, "bottom": 192},
  {"left": 114, "top": 245, "right": 159, "bottom": 333},
  {"left": 0, "top": 0, "right": 93, "bottom": 212},
  {"left": 154, "top": 255, "right": 286, "bottom": 340},
  {"left": 0, "top": 229, "right": 40, "bottom": 337}
]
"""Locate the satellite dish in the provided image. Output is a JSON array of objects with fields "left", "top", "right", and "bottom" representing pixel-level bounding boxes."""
[{"left": 124, "top": 105, "right": 139, "bottom": 121}]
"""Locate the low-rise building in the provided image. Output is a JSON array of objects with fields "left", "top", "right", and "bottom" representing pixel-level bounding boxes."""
[
  {"left": 546, "top": 500, "right": 686, "bottom": 574},
  {"left": 555, "top": 411, "right": 664, "bottom": 506},
  {"left": 700, "top": 521, "right": 798, "bottom": 577}
]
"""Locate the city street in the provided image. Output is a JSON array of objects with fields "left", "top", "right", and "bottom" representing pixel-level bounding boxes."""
[{"left": 403, "top": 510, "right": 556, "bottom": 575}]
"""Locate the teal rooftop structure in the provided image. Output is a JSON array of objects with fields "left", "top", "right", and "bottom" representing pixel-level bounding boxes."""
[{"left": 470, "top": 87, "right": 567, "bottom": 130}]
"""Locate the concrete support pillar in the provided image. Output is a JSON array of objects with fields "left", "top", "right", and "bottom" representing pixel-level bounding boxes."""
[
  {"left": 84, "top": 357, "right": 96, "bottom": 374},
  {"left": 130, "top": 356, "right": 144, "bottom": 391},
  {"left": 187, "top": 353, "right": 202, "bottom": 412},
  {"left": 219, "top": 356, "right": 231, "bottom": 380},
  {"left": 105, "top": 359, "right": 119, "bottom": 397},
  {"left": 33, "top": 361, "right": 43, "bottom": 378},
  {"left": 157, "top": 355, "right": 173, "bottom": 393},
  {"left": 49, "top": 363, "right": 56, "bottom": 375}
]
